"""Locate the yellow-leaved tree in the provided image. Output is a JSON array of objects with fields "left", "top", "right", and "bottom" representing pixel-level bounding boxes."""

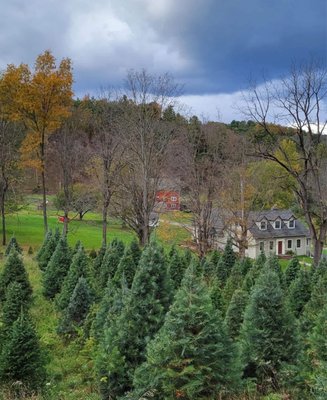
[{"left": 0, "top": 50, "right": 73, "bottom": 233}]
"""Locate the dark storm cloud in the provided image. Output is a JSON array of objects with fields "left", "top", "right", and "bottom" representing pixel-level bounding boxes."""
[
  {"left": 0, "top": 0, "right": 326, "bottom": 101},
  {"left": 141, "top": 0, "right": 327, "bottom": 93}
]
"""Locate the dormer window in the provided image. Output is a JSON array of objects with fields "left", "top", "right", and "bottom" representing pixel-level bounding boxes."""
[
  {"left": 274, "top": 220, "right": 281, "bottom": 229},
  {"left": 260, "top": 220, "right": 267, "bottom": 230},
  {"left": 289, "top": 219, "right": 295, "bottom": 229}
]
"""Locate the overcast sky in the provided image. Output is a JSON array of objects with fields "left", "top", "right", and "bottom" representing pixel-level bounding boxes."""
[{"left": 0, "top": 0, "right": 326, "bottom": 121}]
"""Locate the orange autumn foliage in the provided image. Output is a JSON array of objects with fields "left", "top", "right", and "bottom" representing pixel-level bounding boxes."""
[{"left": 0, "top": 50, "right": 73, "bottom": 171}]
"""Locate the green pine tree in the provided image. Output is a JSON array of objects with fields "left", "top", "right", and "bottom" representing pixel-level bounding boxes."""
[
  {"left": 0, "top": 312, "right": 46, "bottom": 393},
  {"left": 222, "top": 264, "right": 244, "bottom": 313},
  {"left": 99, "top": 241, "right": 124, "bottom": 293},
  {"left": 225, "top": 289, "right": 248, "bottom": 340},
  {"left": 36, "top": 229, "right": 52, "bottom": 261},
  {"left": 5, "top": 237, "right": 22, "bottom": 256},
  {"left": 168, "top": 250, "right": 187, "bottom": 290},
  {"left": 1, "top": 282, "right": 28, "bottom": 336},
  {"left": 56, "top": 246, "right": 89, "bottom": 311},
  {"left": 97, "top": 240, "right": 172, "bottom": 398},
  {"left": 209, "top": 278, "right": 224, "bottom": 311},
  {"left": 309, "top": 302, "right": 327, "bottom": 363},
  {"left": 129, "top": 239, "right": 141, "bottom": 266},
  {"left": 216, "top": 239, "right": 236, "bottom": 285},
  {"left": 284, "top": 257, "right": 301, "bottom": 287},
  {"left": 241, "top": 269, "right": 299, "bottom": 391},
  {"left": 112, "top": 248, "right": 137, "bottom": 289},
  {"left": 57, "top": 277, "right": 92, "bottom": 336},
  {"left": 264, "top": 255, "right": 283, "bottom": 284},
  {"left": 43, "top": 235, "right": 72, "bottom": 299},
  {"left": 38, "top": 228, "right": 61, "bottom": 271},
  {"left": 239, "top": 257, "right": 253, "bottom": 276},
  {"left": 130, "top": 264, "right": 241, "bottom": 400},
  {"left": 92, "top": 276, "right": 129, "bottom": 341},
  {"left": 288, "top": 270, "right": 312, "bottom": 318},
  {"left": 0, "top": 250, "right": 32, "bottom": 303},
  {"left": 93, "top": 242, "right": 106, "bottom": 273},
  {"left": 301, "top": 272, "right": 327, "bottom": 334}
]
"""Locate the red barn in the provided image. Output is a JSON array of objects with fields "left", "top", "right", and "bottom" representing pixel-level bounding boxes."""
[{"left": 155, "top": 190, "right": 180, "bottom": 211}]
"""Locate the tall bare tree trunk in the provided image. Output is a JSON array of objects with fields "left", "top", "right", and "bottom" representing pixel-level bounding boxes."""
[
  {"left": 1, "top": 191, "right": 6, "bottom": 246},
  {"left": 102, "top": 205, "right": 108, "bottom": 245},
  {"left": 41, "top": 169, "right": 48, "bottom": 234}
]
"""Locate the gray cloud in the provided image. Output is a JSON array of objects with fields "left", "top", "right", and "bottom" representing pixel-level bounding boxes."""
[{"left": 0, "top": 0, "right": 326, "bottom": 120}]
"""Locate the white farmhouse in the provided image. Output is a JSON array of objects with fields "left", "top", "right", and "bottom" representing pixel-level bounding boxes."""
[{"left": 210, "top": 209, "right": 311, "bottom": 259}]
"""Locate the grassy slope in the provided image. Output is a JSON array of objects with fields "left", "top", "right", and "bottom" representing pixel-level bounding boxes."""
[{"left": 0, "top": 254, "right": 100, "bottom": 400}]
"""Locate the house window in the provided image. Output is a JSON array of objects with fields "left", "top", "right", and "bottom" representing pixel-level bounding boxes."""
[
  {"left": 171, "top": 196, "right": 177, "bottom": 202},
  {"left": 269, "top": 241, "right": 274, "bottom": 250},
  {"left": 259, "top": 241, "right": 264, "bottom": 251},
  {"left": 289, "top": 219, "right": 295, "bottom": 229},
  {"left": 260, "top": 221, "right": 267, "bottom": 230},
  {"left": 287, "top": 239, "right": 292, "bottom": 249},
  {"left": 297, "top": 239, "right": 301, "bottom": 248},
  {"left": 171, "top": 203, "right": 176, "bottom": 208},
  {"left": 275, "top": 220, "right": 281, "bottom": 229}
]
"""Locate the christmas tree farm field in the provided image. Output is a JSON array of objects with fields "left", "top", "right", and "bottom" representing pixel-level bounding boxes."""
[{"left": 0, "top": 254, "right": 101, "bottom": 400}]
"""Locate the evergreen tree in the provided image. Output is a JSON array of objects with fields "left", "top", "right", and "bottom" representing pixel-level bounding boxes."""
[
  {"left": 288, "top": 270, "right": 312, "bottom": 318},
  {"left": 43, "top": 235, "right": 72, "bottom": 299},
  {"left": 38, "top": 228, "right": 61, "bottom": 271},
  {"left": 209, "top": 278, "right": 224, "bottom": 311},
  {"left": 0, "top": 312, "right": 45, "bottom": 392},
  {"left": 112, "top": 248, "right": 137, "bottom": 289},
  {"left": 93, "top": 242, "right": 106, "bottom": 274},
  {"left": 239, "top": 257, "right": 253, "bottom": 276},
  {"left": 222, "top": 265, "right": 243, "bottom": 312},
  {"left": 36, "top": 229, "right": 52, "bottom": 262},
  {"left": 225, "top": 289, "right": 248, "bottom": 340},
  {"left": 309, "top": 302, "right": 327, "bottom": 363},
  {"left": 284, "top": 257, "right": 301, "bottom": 287},
  {"left": 241, "top": 269, "right": 299, "bottom": 391},
  {"left": 183, "top": 248, "right": 193, "bottom": 268},
  {"left": 1, "top": 283, "right": 28, "bottom": 336},
  {"left": 264, "top": 255, "right": 283, "bottom": 284},
  {"left": 301, "top": 272, "right": 327, "bottom": 334},
  {"left": 5, "top": 237, "right": 22, "bottom": 256},
  {"left": 130, "top": 264, "right": 241, "bottom": 400},
  {"left": 89, "top": 248, "right": 97, "bottom": 259},
  {"left": 99, "top": 241, "right": 124, "bottom": 293},
  {"left": 57, "top": 277, "right": 92, "bottom": 336},
  {"left": 72, "top": 240, "right": 83, "bottom": 256},
  {"left": 56, "top": 246, "right": 89, "bottom": 311},
  {"left": 216, "top": 239, "right": 236, "bottom": 285},
  {"left": 92, "top": 276, "right": 129, "bottom": 341},
  {"left": 0, "top": 250, "right": 32, "bottom": 303},
  {"left": 168, "top": 250, "right": 187, "bottom": 290},
  {"left": 210, "top": 249, "right": 220, "bottom": 266},
  {"left": 129, "top": 239, "right": 141, "bottom": 266},
  {"left": 97, "top": 240, "right": 172, "bottom": 398},
  {"left": 255, "top": 250, "right": 266, "bottom": 269}
]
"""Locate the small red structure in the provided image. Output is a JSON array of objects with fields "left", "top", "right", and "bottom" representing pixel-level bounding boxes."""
[
  {"left": 155, "top": 190, "right": 180, "bottom": 211},
  {"left": 58, "top": 216, "right": 70, "bottom": 223}
]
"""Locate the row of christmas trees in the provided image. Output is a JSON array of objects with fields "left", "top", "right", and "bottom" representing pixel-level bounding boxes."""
[{"left": 0, "top": 234, "right": 326, "bottom": 399}]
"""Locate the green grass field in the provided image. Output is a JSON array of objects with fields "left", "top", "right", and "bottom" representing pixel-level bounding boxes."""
[{"left": 0, "top": 198, "right": 193, "bottom": 255}]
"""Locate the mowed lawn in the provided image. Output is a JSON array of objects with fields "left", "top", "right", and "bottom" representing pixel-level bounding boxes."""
[
  {"left": 1, "top": 211, "right": 136, "bottom": 253},
  {"left": 0, "top": 204, "right": 193, "bottom": 254}
]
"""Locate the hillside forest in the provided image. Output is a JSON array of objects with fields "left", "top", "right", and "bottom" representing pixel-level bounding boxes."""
[{"left": 0, "top": 51, "right": 326, "bottom": 399}]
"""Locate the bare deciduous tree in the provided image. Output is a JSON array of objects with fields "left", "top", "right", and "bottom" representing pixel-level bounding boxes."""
[
  {"left": 179, "top": 117, "right": 237, "bottom": 256},
  {"left": 115, "top": 70, "right": 181, "bottom": 245},
  {"left": 243, "top": 61, "right": 327, "bottom": 265}
]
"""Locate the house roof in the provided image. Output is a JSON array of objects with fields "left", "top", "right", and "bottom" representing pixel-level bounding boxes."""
[{"left": 249, "top": 219, "right": 310, "bottom": 239}]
